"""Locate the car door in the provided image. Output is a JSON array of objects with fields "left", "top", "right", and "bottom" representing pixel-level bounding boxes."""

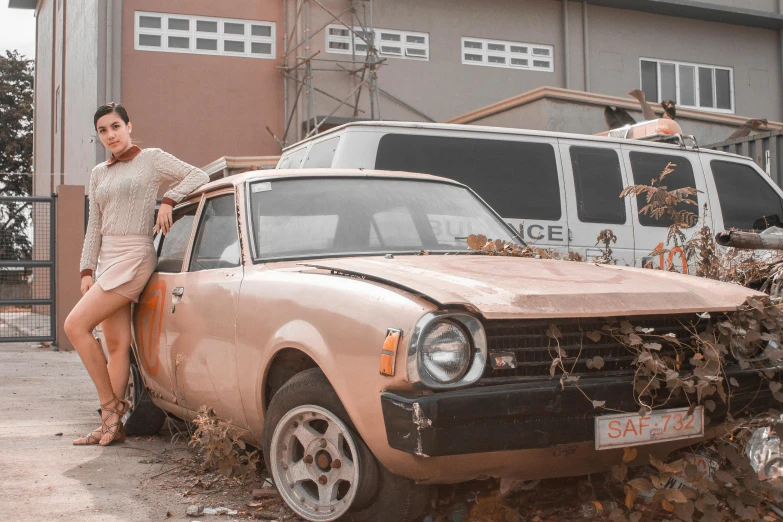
[
  {"left": 133, "top": 202, "right": 200, "bottom": 406},
  {"left": 166, "top": 190, "right": 247, "bottom": 427},
  {"left": 620, "top": 146, "right": 713, "bottom": 270},
  {"left": 559, "top": 140, "right": 635, "bottom": 265}
]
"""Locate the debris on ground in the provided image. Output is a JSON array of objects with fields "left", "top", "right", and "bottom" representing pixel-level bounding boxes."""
[
  {"left": 747, "top": 417, "right": 783, "bottom": 480},
  {"left": 251, "top": 488, "right": 280, "bottom": 500}
]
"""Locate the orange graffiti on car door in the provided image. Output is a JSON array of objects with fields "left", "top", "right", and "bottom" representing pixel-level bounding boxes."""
[
  {"left": 134, "top": 280, "right": 166, "bottom": 377},
  {"left": 655, "top": 242, "right": 688, "bottom": 274}
]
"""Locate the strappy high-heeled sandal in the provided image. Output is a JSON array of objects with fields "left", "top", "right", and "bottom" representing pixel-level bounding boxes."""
[
  {"left": 72, "top": 425, "right": 104, "bottom": 445},
  {"left": 98, "top": 395, "right": 130, "bottom": 446},
  {"left": 72, "top": 395, "right": 125, "bottom": 446}
]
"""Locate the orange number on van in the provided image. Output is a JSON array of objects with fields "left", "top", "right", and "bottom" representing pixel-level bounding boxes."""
[{"left": 655, "top": 242, "right": 688, "bottom": 274}]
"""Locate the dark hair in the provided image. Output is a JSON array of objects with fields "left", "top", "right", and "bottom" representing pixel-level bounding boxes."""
[{"left": 94, "top": 102, "right": 130, "bottom": 129}]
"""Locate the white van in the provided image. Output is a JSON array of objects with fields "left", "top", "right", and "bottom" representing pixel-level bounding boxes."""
[{"left": 276, "top": 121, "right": 783, "bottom": 268}]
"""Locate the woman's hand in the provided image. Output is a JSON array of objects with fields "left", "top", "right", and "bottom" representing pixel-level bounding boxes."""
[
  {"left": 80, "top": 275, "right": 94, "bottom": 296},
  {"left": 155, "top": 203, "right": 174, "bottom": 235}
]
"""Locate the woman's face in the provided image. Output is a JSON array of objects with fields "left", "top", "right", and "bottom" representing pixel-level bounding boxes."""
[{"left": 96, "top": 112, "right": 133, "bottom": 156}]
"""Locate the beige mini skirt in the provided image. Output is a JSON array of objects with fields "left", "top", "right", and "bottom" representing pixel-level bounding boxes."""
[{"left": 95, "top": 235, "right": 157, "bottom": 303}]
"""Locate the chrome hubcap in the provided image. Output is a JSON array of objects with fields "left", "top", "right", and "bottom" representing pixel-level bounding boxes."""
[{"left": 270, "top": 405, "right": 360, "bottom": 521}]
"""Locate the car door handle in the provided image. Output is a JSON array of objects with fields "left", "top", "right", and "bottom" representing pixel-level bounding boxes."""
[{"left": 172, "top": 287, "right": 184, "bottom": 297}]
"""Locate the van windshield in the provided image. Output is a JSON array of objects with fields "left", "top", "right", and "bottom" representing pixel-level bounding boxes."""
[{"left": 248, "top": 177, "right": 522, "bottom": 261}]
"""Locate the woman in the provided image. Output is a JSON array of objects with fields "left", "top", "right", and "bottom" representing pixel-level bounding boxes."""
[{"left": 65, "top": 103, "right": 209, "bottom": 446}]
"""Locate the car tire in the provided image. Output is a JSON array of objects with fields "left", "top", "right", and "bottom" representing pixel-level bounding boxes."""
[
  {"left": 123, "top": 360, "right": 167, "bottom": 436},
  {"left": 262, "top": 368, "right": 429, "bottom": 522}
]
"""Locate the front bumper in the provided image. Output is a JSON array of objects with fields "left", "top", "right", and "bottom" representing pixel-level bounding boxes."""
[{"left": 381, "top": 370, "right": 777, "bottom": 457}]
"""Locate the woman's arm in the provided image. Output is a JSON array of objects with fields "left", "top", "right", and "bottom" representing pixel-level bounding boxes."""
[
  {"left": 151, "top": 148, "right": 210, "bottom": 206},
  {"left": 79, "top": 170, "right": 103, "bottom": 279}
]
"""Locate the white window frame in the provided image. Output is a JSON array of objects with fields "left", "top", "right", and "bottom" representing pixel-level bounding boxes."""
[
  {"left": 639, "top": 57, "right": 734, "bottom": 114},
  {"left": 325, "top": 24, "right": 429, "bottom": 61},
  {"left": 461, "top": 37, "right": 554, "bottom": 73},
  {"left": 134, "top": 11, "right": 276, "bottom": 59}
]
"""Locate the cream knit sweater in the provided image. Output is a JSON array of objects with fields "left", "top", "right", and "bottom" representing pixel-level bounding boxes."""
[{"left": 79, "top": 148, "right": 210, "bottom": 275}]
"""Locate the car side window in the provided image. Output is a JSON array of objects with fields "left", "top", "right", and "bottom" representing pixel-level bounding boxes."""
[
  {"left": 302, "top": 136, "right": 340, "bottom": 168},
  {"left": 155, "top": 205, "right": 198, "bottom": 273},
  {"left": 629, "top": 151, "right": 699, "bottom": 228},
  {"left": 711, "top": 160, "right": 783, "bottom": 230},
  {"left": 570, "top": 147, "right": 626, "bottom": 224},
  {"left": 189, "top": 194, "right": 241, "bottom": 272}
]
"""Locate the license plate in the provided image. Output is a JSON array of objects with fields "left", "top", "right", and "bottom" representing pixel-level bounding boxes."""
[{"left": 595, "top": 406, "right": 704, "bottom": 450}]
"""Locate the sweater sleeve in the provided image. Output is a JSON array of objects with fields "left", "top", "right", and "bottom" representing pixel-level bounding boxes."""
[
  {"left": 79, "top": 169, "right": 103, "bottom": 277},
  {"left": 151, "top": 148, "right": 210, "bottom": 206}
]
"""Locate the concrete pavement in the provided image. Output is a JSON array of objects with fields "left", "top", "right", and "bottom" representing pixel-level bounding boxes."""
[{"left": 0, "top": 342, "right": 195, "bottom": 521}]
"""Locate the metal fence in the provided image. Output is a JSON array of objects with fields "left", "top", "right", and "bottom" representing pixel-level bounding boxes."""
[
  {"left": 708, "top": 130, "right": 783, "bottom": 189},
  {"left": 0, "top": 196, "right": 56, "bottom": 342}
]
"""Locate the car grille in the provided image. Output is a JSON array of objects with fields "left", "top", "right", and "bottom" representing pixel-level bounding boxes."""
[{"left": 479, "top": 314, "right": 714, "bottom": 384}]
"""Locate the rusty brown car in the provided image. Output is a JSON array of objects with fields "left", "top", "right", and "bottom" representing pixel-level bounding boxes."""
[{"left": 126, "top": 168, "right": 779, "bottom": 521}]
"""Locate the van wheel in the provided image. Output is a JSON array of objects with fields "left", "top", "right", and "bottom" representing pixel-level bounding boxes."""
[
  {"left": 123, "top": 361, "right": 167, "bottom": 436},
  {"left": 262, "top": 368, "right": 429, "bottom": 522}
]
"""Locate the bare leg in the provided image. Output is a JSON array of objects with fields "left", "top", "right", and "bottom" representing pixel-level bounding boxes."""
[
  {"left": 64, "top": 284, "right": 132, "bottom": 444},
  {"left": 101, "top": 303, "right": 133, "bottom": 400}
]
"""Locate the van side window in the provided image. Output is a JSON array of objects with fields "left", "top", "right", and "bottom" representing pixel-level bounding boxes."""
[
  {"left": 302, "top": 136, "right": 340, "bottom": 168},
  {"left": 629, "top": 152, "right": 698, "bottom": 228},
  {"left": 711, "top": 160, "right": 783, "bottom": 230},
  {"left": 570, "top": 147, "right": 626, "bottom": 224},
  {"left": 279, "top": 147, "right": 307, "bottom": 169},
  {"left": 375, "top": 134, "right": 561, "bottom": 220}
]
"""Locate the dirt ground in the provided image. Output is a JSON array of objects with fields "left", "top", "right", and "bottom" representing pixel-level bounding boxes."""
[{"left": 3, "top": 341, "right": 782, "bottom": 522}]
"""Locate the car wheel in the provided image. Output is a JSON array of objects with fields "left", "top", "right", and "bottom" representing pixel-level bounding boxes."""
[
  {"left": 122, "top": 361, "right": 167, "bottom": 436},
  {"left": 262, "top": 368, "right": 429, "bottom": 522}
]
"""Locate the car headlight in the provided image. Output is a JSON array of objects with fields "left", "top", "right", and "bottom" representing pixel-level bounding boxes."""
[
  {"left": 420, "top": 321, "right": 471, "bottom": 383},
  {"left": 407, "top": 312, "right": 488, "bottom": 389}
]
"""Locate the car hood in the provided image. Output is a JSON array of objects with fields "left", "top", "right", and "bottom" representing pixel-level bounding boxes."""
[{"left": 301, "top": 255, "right": 759, "bottom": 319}]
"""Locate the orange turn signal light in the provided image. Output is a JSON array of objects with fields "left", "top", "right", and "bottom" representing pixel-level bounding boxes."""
[{"left": 379, "top": 328, "right": 402, "bottom": 377}]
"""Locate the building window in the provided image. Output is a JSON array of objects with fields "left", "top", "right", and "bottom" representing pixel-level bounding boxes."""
[
  {"left": 461, "top": 37, "right": 553, "bottom": 72},
  {"left": 325, "top": 25, "right": 429, "bottom": 60},
  {"left": 134, "top": 11, "right": 275, "bottom": 59},
  {"left": 640, "top": 58, "right": 733, "bottom": 113}
]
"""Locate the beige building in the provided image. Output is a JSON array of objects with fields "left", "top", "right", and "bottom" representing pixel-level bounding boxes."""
[
  {"left": 10, "top": 0, "right": 783, "bottom": 195},
  {"left": 10, "top": 0, "right": 283, "bottom": 195}
]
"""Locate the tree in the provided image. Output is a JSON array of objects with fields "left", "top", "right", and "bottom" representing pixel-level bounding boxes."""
[{"left": 0, "top": 50, "right": 34, "bottom": 260}]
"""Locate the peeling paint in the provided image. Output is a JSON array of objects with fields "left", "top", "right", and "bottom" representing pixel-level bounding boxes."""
[
  {"left": 387, "top": 399, "right": 433, "bottom": 458},
  {"left": 412, "top": 402, "right": 432, "bottom": 458}
]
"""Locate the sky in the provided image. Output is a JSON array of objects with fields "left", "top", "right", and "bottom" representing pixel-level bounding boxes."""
[{"left": 0, "top": 3, "right": 36, "bottom": 60}]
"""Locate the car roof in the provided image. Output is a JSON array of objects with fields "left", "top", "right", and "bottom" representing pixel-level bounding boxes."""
[
  {"left": 280, "top": 121, "right": 754, "bottom": 162},
  {"left": 188, "top": 168, "right": 464, "bottom": 199}
]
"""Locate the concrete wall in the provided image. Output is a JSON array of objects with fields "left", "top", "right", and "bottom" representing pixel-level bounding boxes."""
[
  {"left": 299, "top": 0, "right": 565, "bottom": 132},
  {"left": 52, "top": 0, "right": 64, "bottom": 183},
  {"left": 295, "top": 0, "right": 783, "bottom": 137},
  {"left": 466, "top": 97, "right": 741, "bottom": 146},
  {"left": 121, "top": 0, "right": 284, "bottom": 167},
  {"left": 61, "top": 0, "right": 99, "bottom": 188},
  {"left": 34, "top": 0, "right": 54, "bottom": 196},
  {"left": 587, "top": 4, "right": 783, "bottom": 121}
]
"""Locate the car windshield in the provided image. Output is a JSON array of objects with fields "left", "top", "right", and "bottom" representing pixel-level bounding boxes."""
[{"left": 248, "top": 177, "right": 522, "bottom": 260}]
